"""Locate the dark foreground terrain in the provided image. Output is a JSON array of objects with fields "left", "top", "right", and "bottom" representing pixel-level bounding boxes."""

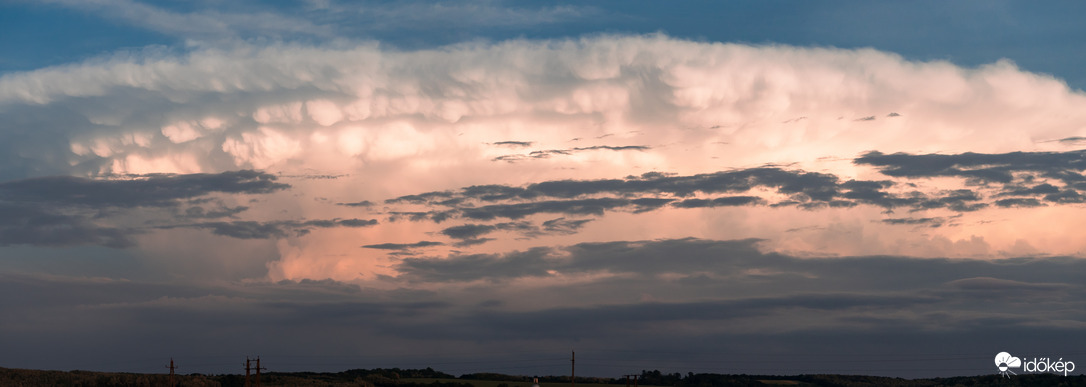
[{"left": 1, "top": 366, "right": 1084, "bottom": 387}]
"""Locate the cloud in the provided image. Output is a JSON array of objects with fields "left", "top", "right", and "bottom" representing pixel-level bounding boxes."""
[
  {"left": 440, "top": 219, "right": 587, "bottom": 241},
  {"left": 179, "top": 204, "right": 249, "bottom": 219},
  {"left": 881, "top": 217, "right": 947, "bottom": 227},
  {"left": 0, "top": 202, "right": 136, "bottom": 248},
  {"left": 945, "top": 277, "right": 1070, "bottom": 292},
  {"left": 4, "top": 33, "right": 1086, "bottom": 280},
  {"left": 491, "top": 141, "right": 533, "bottom": 147},
  {"left": 993, "top": 198, "right": 1044, "bottom": 208},
  {"left": 38, "top": 0, "right": 333, "bottom": 42},
  {"left": 440, "top": 224, "right": 500, "bottom": 240},
  {"left": 320, "top": 1, "right": 597, "bottom": 31},
  {"left": 672, "top": 196, "right": 764, "bottom": 208},
  {"left": 540, "top": 217, "right": 592, "bottom": 234},
  {"left": 336, "top": 200, "right": 374, "bottom": 207},
  {"left": 0, "top": 170, "right": 289, "bottom": 208},
  {"left": 0, "top": 170, "right": 292, "bottom": 247},
  {"left": 493, "top": 145, "right": 650, "bottom": 163},
  {"left": 855, "top": 150, "right": 1086, "bottom": 185},
  {"left": 164, "top": 218, "right": 378, "bottom": 239},
  {"left": 460, "top": 198, "right": 629, "bottom": 220},
  {"left": 362, "top": 241, "right": 444, "bottom": 250},
  {"left": 378, "top": 157, "right": 1073, "bottom": 232},
  {"left": 1056, "top": 136, "right": 1086, "bottom": 145},
  {"left": 396, "top": 247, "right": 554, "bottom": 282},
  {"left": 7, "top": 237, "right": 1086, "bottom": 376}
]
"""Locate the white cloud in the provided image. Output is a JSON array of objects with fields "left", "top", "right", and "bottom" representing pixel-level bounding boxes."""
[
  {"left": 37, "top": 0, "right": 333, "bottom": 42},
  {"left": 4, "top": 35, "right": 1086, "bottom": 281}
]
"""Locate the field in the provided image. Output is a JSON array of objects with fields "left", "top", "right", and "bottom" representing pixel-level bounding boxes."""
[{"left": 401, "top": 378, "right": 671, "bottom": 387}]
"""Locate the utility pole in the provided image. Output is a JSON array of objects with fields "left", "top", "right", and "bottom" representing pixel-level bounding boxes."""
[
  {"left": 255, "top": 356, "right": 266, "bottom": 387},
  {"left": 245, "top": 357, "right": 252, "bottom": 387},
  {"left": 623, "top": 375, "right": 639, "bottom": 387},
  {"left": 165, "top": 358, "right": 177, "bottom": 387},
  {"left": 571, "top": 351, "right": 575, "bottom": 387}
]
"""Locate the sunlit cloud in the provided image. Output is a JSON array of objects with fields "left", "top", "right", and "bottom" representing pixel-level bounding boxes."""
[{"left": 3, "top": 30, "right": 1086, "bottom": 377}]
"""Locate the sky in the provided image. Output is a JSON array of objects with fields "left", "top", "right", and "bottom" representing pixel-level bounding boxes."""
[{"left": 2, "top": 0, "right": 1086, "bottom": 379}]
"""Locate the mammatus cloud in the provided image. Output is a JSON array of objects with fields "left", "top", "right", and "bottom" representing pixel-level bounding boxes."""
[
  {"left": 1, "top": 35, "right": 1085, "bottom": 281},
  {"left": 3, "top": 34, "right": 1084, "bottom": 180},
  {"left": 3, "top": 30, "right": 1086, "bottom": 378}
]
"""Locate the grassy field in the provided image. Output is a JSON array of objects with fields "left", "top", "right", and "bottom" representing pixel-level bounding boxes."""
[{"left": 401, "top": 378, "right": 671, "bottom": 387}]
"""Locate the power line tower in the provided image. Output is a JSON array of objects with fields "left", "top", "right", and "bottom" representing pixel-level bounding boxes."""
[
  {"left": 165, "top": 358, "right": 177, "bottom": 387},
  {"left": 254, "top": 356, "right": 266, "bottom": 387},
  {"left": 623, "top": 374, "right": 639, "bottom": 387},
  {"left": 570, "top": 351, "right": 575, "bottom": 387},
  {"left": 244, "top": 357, "right": 252, "bottom": 387}
]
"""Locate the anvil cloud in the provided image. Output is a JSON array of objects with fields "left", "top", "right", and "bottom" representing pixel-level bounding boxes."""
[{"left": 2, "top": 1, "right": 1086, "bottom": 378}]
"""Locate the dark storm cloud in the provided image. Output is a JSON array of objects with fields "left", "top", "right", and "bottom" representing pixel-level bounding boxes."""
[
  {"left": 387, "top": 211, "right": 435, "bottom": 222},
  {"left": 373, "top": 151, "right": 1086, "bottom": 245},
  {"left": 540, "top": 217, "right": 592, "bottom": 234},
  {"left": 630, "top": 197, "right": 675, "bottom": 212},
  {"left": 336, "top": 200, "right": 374, "bottom": 207},
  {"left": 187, "top": 221, "right": 292, "bottom": 239},
  {"left": 394, "top": 168, "right": 843, "bottom": 205},
  {"left": 491, "top": 141, "right": 534, "bottom": 147},
  {"left": 453, "top": 238, "right": 494, "bottom": 247},
  {"left": 396, "top": 247, "right": 554, "bottom": 282},
  {"left": 0, "top": 170, "right": 290, "bottom": 208},
  {"left": 395, "top": 238, "right": 765, "bottom": 282},
  {"left": 1057, "top": 136, "right": 1086, "bottom": 145},
  {"left": 0, "top": 170, "right": 293, "bottom": 247},
  {"left": 179, "top": 205, "right": 249, "bottom": 219},
  {"left": 881, "top": 217, "right": 947, "bottom": 227},
  {"left": 334, "top": 219, "right": 380, "bottom": 227},
  {"left": 7, "top": 238, "right": 1086, "bottom": 377},
  {"left": 672, "top": 196, "right": 764, "bottom": 208},
  {"left": 387, "top": 237, "right": 1086, "bottom": 363},
  {"left": 994, "top": 198, "right": 1044, "bottom": 208},
  {"left": 362, "top": 241, "right": 445, "bottom": 250},
  {"left": 165, "top": 218, "right": 377, "bottom": 239},
  {"left": 854, "top": 149, "right": 1086, "bottom": 185},
  {"left": 992, "top": 180, "right": 1086, "bottom": 204},
  {"left": 518, "top": 168, "right": 839, "bottom": 200},
  {"left": 395, "top": 237, "right": 1086, "bottom": 289},
  {"left": 385, "top": 191, "right": 456, "bottom": 205},
  {"left": 445, "top": 292, "right": 940, "bottom": 339},
  {"left": 0, "top": 202, "right": 136, "bottom": 248},
  {"left": 944, "top": 277, "right": 1070, "bottom": 292},
  {"left": 440, "top": 219, "right": 588, "bottom": 241},
  {"left": 572, "top": 145, "right": 651, "bottom": 151},
  {"left": 460, "top": 198, "right": 628, "bottom": 220},
  {"left": 997, "top": 183, "right": 1060, "bottom": 197},
  {"left": 379, "top": 166, "right": 1000, "bottom": 229},
  {"left": 1043, "top": 189, "right": 1086, "bottom": 203},
  {"left": 440, "top": 223, "right": 499, "bottom": 240}
]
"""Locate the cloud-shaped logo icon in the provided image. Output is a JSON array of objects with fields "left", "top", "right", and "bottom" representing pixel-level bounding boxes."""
[{"left": 995, "top": 352, "right": 1021, "bottom": 377}]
